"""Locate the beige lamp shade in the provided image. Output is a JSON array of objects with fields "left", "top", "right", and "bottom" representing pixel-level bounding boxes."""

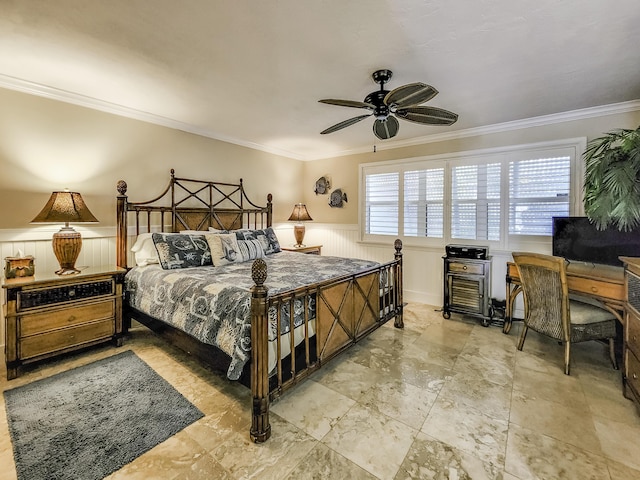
[
  {"left": 32, "top": 191, "right": 98, "bottom": 275},
  {"left": 287, "top": 203, "right": 312, "bottom": 247}
]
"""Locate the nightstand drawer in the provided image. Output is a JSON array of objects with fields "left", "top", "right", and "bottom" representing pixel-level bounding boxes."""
[
  {"left": 20, "top": 300, "right": 115, "bottom": 337},
  {"left": 19, "top": 319, "right": 115, "bottom": 359},
  {"left": 17, "top": 279, "right": 114, "bottom": 311}
]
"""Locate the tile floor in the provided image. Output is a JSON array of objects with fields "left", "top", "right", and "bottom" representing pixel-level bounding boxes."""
[{"left": 2, "top": 302, "right": 640, "bottom": 479}]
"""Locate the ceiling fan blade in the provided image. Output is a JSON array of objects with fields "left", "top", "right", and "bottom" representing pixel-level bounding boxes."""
[
  {"left": 373, "top": 116, "right": 400, "bottom": 140},
  {"left": 319, "top": 99, "right": 375, "bottom": 110},
  {"left": 320, "top": 114, "right": 371, "bottom": 135},
  {"left": 396, "top": 106, "right": 458, "bottom": 125},
  {"left": 384, "top": 83, "right": 438, "bottom": 108}
]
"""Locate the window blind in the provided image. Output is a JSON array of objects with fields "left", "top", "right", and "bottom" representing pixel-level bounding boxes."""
[
  {"left": 451, "top": 163, "right": 501, "bottom": 240},
  {"left": 404, "top": 168, "right": 444, "bottom": 238},
  {"left": 508, "top": 156, "right": 570, "bottom": 235},
  {"left": 365, "top": 172, "right": 399, "bottom": 235}
]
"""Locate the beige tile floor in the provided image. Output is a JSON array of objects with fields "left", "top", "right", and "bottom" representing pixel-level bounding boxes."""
[{"left": 2, "top": 302, "right": 640, "bottom": 479}]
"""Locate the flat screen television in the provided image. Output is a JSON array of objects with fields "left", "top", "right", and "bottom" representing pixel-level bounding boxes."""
[{"left": 552, "top": 217, "right": 640, "bottom": 267}]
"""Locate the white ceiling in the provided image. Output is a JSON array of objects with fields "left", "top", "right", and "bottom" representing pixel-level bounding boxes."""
[{"left": 1, "top": 0, "right": 639, "bottom": 161}]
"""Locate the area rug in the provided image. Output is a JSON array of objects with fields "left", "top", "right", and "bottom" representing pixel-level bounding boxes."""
[{"left": 3, "top": 350, "right": 204, "bottom": 480}]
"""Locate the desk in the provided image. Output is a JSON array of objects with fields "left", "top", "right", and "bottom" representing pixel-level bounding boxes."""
[{"left": 503, "top": 260, "right": 625, "bottom": 334}]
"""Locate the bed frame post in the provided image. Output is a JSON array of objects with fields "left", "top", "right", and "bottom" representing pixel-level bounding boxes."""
[
  {"left": 266, "top": 193, "right": 273, "bottom": 227},
  {"left": 116, "top": 180, "right": 128, "bottom": 269},
  {"left": 394, "top": 239, "right": 404, "bottom": 329},
  {"left": 250, "top": 258, "right": 271, "bottom": 442}
]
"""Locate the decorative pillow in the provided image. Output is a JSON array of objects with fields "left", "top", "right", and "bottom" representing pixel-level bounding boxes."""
[
  {"left": 131, "top": 233, "right": 159, "bottom": 266},
  {"left": 152, "top": 233, "right": 212, "bottom": 269},
  {"left": 234, "top": 227, "right": 281, "bottom": 255},
  {"left": 238, "top": 239, "right": 265, "bottom": 262},
  {"left": 206, "top": 233, "right": 242, "bottom": 266}
]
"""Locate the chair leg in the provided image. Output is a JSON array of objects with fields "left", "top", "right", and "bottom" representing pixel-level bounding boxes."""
[
  {"left": 564, "top": 341, "right": 571, "bottom": 375},
  {"left": 517, "top": 325, "right": 528, "bottom": 351},
  {"left": 609, "top": 338, "right": 618, "bottom": 370}
]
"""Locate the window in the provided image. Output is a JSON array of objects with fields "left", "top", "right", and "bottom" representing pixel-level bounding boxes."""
[
  {"left": 365, "top": 172, "right": 399, "bottom": 235},
  {"left": 404, "top": 167, "right": 444, "bottom": 238},
  {"left": 508, "top": 156, "right": 571, "bottom": 235},
  {"left": 360, "top": 139, "right": 584, "bottom": 247},
  {"left": 451, "top": 163, "right": 501, "bottom": 241}
]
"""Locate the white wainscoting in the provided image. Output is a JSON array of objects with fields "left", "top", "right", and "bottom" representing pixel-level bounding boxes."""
[{"left": 0, "top": 224, "right": 521, "bottom": 351}]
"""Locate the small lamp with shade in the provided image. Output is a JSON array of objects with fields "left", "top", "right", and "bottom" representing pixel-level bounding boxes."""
[
  {"left": 31, "top": 190, "right": 99, "bottom": 275},
  {"left": 287, "top": 203, "right": 313, "bottom": 247}
]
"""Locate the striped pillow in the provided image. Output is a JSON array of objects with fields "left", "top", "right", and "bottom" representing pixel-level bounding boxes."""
[{"left": 238, "top": 239, "right": 265, "bottom": 262}]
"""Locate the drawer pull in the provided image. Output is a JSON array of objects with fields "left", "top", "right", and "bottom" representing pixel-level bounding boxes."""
[
  {"left": 67, "top": 315, "right": 77, "bottom": 323},
  {"left": 634, "top": 373, "right": 638, "bottom": 380},
  {"left": 463, "top": 266, "right": 467, "bottom": 270},
  {"left": 591, "top": 286, "right": 598, "bottom": 292}
]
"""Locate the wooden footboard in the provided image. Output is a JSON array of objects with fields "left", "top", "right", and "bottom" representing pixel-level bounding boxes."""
[{"left": 249, "top": 240, "right": 403, "bottom": 443}]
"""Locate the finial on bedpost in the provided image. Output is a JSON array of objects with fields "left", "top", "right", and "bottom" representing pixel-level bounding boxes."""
[
  {"left": 250, "top": 258, "right": 271, "bottom": 442},
  {"left": 116, "top": 180, "right": 127, "bottom": 196},
  {"left": 251, "top": 258, "right": 268, "bottom": 287},
  {"left": 394, "top": 239, "right": 403, "bottom": 258},
  {"left": 170, "top": 168, "right": 175, "bottom": 178},
  {"left": 393, "top": 238, "right": 404, "bottom": 329}
]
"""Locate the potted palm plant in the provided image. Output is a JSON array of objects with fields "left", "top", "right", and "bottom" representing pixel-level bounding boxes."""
[{"left": 583, "top": 125, "right": 640, "bottom": 231}]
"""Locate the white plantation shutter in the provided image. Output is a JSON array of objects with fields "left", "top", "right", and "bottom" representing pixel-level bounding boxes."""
[
  {"left": 360, "top": 139, "right": 580, "bottom": 245},
  {"left": 451, "top": 163, "right": 501, "bottom": 241},
  {"left": 365, "top": 172, "right": 399, "bottom": 235},
  {"left": 404, "top": 168, "right": 444, "bottom": 238},
  {"left": 509, "top": 156, "right": 571, "bottom": 235}
]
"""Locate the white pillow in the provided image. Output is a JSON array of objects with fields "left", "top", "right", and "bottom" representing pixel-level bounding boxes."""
[
  {"left": 208, "top": 227, "right": 227, "bottom": 233},
  {"left": 206, "top": 233, "right": 241, "bottom": 266},
  {"left": 131, "top": 233, "right": 159, "bottom": 266}
]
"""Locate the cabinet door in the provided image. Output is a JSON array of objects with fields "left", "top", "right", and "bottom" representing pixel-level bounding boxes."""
[{"left": 447, "top": 274, "right": 483, "bottom": 314}]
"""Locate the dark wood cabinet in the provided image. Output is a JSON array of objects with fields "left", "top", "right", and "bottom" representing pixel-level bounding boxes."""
[{"left": 443, "top": 256, "right": 492, "bottom": 326}]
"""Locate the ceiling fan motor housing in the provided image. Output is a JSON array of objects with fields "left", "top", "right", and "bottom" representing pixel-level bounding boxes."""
[{"left": 364, "top": 90, "right": 390, "bottom": 119}]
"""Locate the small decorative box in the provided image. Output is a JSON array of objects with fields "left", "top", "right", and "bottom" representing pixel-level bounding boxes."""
[{"left": 4, "top": 256, "right": 35, "bottom": 279}]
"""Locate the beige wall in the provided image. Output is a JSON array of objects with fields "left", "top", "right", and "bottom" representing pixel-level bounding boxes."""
[
  {"left": 0, "top": 88, "right": 304, "bottom": 230},
  {"left": 303, "top": 110, "right": 640, "bottom": 224}
]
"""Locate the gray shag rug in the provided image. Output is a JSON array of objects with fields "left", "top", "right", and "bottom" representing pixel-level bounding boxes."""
[{"left": 3, "top": 350, "right": 204, "bottom": 480}]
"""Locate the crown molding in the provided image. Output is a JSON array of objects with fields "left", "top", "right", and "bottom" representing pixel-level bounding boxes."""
[
  {"left": 1, "top": 73, "right": 637, "bottom": 162},
  {"left": 0, "top": 74, "right": 307, "bottom": 161}
]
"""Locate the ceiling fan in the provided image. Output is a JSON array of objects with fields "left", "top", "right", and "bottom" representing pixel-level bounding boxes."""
[{"left": 319, "top": 69, "right": 458, "bottom": 140}]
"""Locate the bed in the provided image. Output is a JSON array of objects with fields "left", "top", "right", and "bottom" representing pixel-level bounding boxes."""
[{"left": 116, "top": 169, "right": 403, "bottom": 442}]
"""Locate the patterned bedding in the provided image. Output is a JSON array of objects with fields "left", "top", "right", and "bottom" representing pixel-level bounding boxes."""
[{"left": 125, "top": 251, "right": 380, "bottom": 380}]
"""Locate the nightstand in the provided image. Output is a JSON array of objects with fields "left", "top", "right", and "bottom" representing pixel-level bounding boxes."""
[
  {"left": 2, "top": 265, "right": 125, "bottom": 380},
  {"left": 281, "top": 245, "right": 322, "bottom": 255}
]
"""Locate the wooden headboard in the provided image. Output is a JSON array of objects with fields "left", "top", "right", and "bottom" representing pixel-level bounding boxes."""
[{"left": 116, "top": 169, "right": 272, "bottom": 268}]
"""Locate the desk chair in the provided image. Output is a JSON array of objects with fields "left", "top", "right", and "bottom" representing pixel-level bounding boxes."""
[{"left": 512, "top": 252, "right": 617, "bottom": 375}]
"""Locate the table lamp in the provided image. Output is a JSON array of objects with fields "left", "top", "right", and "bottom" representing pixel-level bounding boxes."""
[
  {"left": 287, "top": 203, "right": 313, "bottom": 247},
  {"left": 31, "top": 190, "right": 99, "bottom": 275}
]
